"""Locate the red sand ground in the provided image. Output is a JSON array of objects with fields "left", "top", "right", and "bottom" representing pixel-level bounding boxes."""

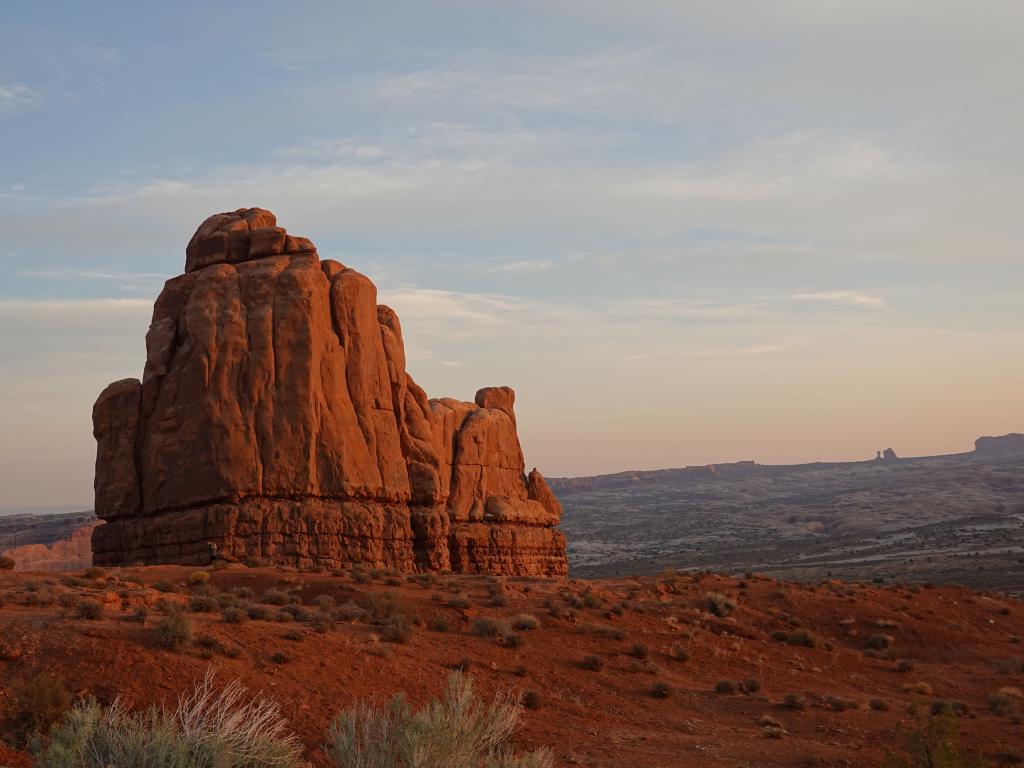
[{"left": 1, "top": 566, "right": 1022, "bottom": 766}]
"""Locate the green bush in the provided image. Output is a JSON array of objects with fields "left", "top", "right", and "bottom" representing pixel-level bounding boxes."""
[
  {"left": 37, "top": 672, "right": 301, "bottom": 768},
  {"left": 325, "top": 672, "right": 552, "bottom": 768}
]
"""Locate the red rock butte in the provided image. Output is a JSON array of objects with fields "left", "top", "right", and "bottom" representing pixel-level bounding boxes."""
[{"left": 91, "top": 208, "right": 567, "bottom": 575}]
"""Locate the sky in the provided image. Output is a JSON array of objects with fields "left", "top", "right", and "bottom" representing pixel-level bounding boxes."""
[{"left": 1, "top": 1, "right": 1022, "bottom": 508}]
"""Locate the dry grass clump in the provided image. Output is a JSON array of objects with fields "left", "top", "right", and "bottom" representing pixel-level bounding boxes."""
[
  {"left": 989, "top": 687, "right": 1023, "bottom": 723},
  {"left": 75, "top": 598, "right": 104, "bottom": 620},
  {"left": 580, "top": 655, "right": 604, "bottom": 671},
  {"left": 152, "top": 612, "right": 193, "bottom": 651},
  {"left": 187, "top": 570, "right": 210, "bottom": 585},
  {"left": 715, "top": 680, "right": 739, "bottom": 694},
  {"left": 705, "top": 592, "right": 737, "bottom": 618},
  {"left": 38, "top": 671, "right": 302, "bottom": 768},
  {"left": 510, "top": 614, "right": 541, "bottom": 631},
  {"left": 325, "top": 672, "right": 552, "bottom": 768},
  {"left": 471, "top": 617, "right": 508, "bottom": 638},
  {"left": 783, "top": 693, "right": 807, "bottom": 710}
]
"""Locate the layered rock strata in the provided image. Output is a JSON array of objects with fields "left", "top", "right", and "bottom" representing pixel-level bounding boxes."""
[{"left": 92, "top": 208, "right": 566, "bottom": 575}]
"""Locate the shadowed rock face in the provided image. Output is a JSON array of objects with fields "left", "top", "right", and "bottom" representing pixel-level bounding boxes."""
[{"left": 92, "top": 208, "right": 566, "bottom": 575}]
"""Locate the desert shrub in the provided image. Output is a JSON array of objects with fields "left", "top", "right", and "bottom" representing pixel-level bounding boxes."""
[
  {"left": 866, "top": 633, "right": 893, "bottom": 651},
  {"left": 787, "top": 630, "right": 820, "bottom": 648},
  {"left": 905, "top": 682, "right": 933, "bottom": 696},
  {"left": 510, "top": 614, "right": 540, "bottom": 631},
  {"left": 931, "top": 701, "right": 970, "bottom": 718},
  {"left": 12, "top": 672, "right": 72, "bottom": 731},
  {"left": 382, "top": 614, "right": 413, "bottom": 644},
  {"left": 989, "top": 688, "right": 1023, "bottom": 722},
  {"left": 334, "top": 600, "right": 364, "bottom": 622},
  {"left": 447, "top": 595, "right": 472, "bottom": 610},
  {"left": 502, "top": 634, "right": 524, "bottom": 649},
  {"left": 270, "top": 651, "right": 291, "bottom": 664},
  {"left": 188, "top": 570, "right": 210, "bottom": 586},
  {"left": 313, "top": 616, "right": 337, "bottom": 634},
  {"left": 668, "top": 643, "right": 690, "bottom": 662},
  {"left": 246, "top": 604, "right": 269, "bottom": 621},
  {"left": 427, "top": 614, "right": 451, "bottom": 632},
  {"left": 130, "top": 605, "right": 149, "bottom": 623},
  {"left": 581, "top": 592, "right": 602, "bottom": 609},
  {"left": 827, "top": 696, "right": 857, "bottom": 712},
  {"left": 153, "top": 613, "right": 193, "bottom": 651},
  {"left": 189, "top": 595, "right": 217, "bottom": 613},
  {"left": 521, "top": 690, "right": 542, "bottom": 711},
  {"left": 996, "top": 658, "right": 1024, "bottom": 674},
  {"left": 283, "top": 629, "right": 304, "bottom": 642},
  {"left": 76, "top": 599, "right": 104, "bottom": 620},
  {"left": 580, "top": 655, "right": 603, "bottom": 671},
  {"left": 783, "top": 693, "right": 807, "bottom": 710},
  {"left": 706, "top": 592, "right": 736, "bottom": 618},
  {"left": 360, "top": 590, "right": 405, "bottom": 624},
  {"left": 0, "top": 555, "right": 15, "bottom": 570},
  {"left": 886, "top": 705, "right": 988, "bottom": 768},
  {"left": 153, "top": 581, "right": 177, "bottom": 594},
  {"left": 650, "top": 682, "right": 671, "bottom": 699},
  {"left": 897, "top": 659, "right": 915, "bottom": 673},
  {"left": 232, "top": 586, "right": 255, "bottom": 600},
  {"left": 83, "top": 567, "right": 106, "bottom": 580},
  {"left": 715, "top": 680, "right": 738, "bottom": 694},
  {"left": 279, "top": 604, "right": 310, "bottom": 622},
  {"left": 741, "top": 678, "right": 761, "bottom": 694},
  {"left": 315, "top": 595, "right": 337, "bottom": 613},
  {"left": 770, "top": 630, "right": 789, "bottom": 642},
  {"left": 471, "top": 617, "right": 507, "bottom": 638},
  {"left": 222, "top": 606, "right": 247, "bottom": 624},
  {"left": 325, "top": 672, "right": 552, "bottom": 768},
  {"left": 870, "top": 698, "right": 891, "bottom": 711},
  {"left": 262, "top": 589, "right": 288, "bottom": 606},
  {"left": 627, "top": 642, "right": 649, "bottom": 660},
  {"left": 38, "top": 672, "right": 301, "bottom": 768}
]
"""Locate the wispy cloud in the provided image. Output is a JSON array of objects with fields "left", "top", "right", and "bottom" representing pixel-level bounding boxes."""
[
  {"left": 0, "top": 297, "right": 152, "bottom": 315},
  {"left": 791, "top": 290, "right": 886, "bottom": 309},
  {"left": 0, "top": 83, "right": 40, "bottom": 111},
  {"left": 486, "top": 259, "right": 555, "bottom": 274},
  {"left": 19, "top": 268, "right": 166, "bottom": 282}
]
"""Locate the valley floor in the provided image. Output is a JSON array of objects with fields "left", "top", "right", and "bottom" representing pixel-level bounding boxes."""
[{"left": 1, "top": 564, "right": 1023, "bottom": 766}]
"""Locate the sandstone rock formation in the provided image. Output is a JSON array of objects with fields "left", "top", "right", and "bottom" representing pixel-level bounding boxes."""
[
  {"left": 2, "top": 521, "right": 98, "bottom": 572},
  {"left": 92, "top": 209, "right": 566, "bottom": 575}
]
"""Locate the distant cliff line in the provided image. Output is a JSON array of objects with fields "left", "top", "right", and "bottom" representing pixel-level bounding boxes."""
[{"left": 548, "top": 432, "right": 1024, "bottom": 493}]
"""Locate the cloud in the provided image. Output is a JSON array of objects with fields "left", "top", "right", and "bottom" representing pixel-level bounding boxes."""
[
  {"left": 0, "top": 83, "right": 40, "bottom": 111},
  {"left": 0, "top": 297, "right": 152, "bottom": 314},
  {"left": 791, "top": 290, "right": 885, "bottom": 309},
  {"left": 486, "top": 259, "right": 555, "bottom": 274},
  {"left": 19, "top": 268, "right": 166, "bottom": 282}
]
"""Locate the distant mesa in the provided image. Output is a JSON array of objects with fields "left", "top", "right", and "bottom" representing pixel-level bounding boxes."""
[
  {"left": 876, "top": 448, "right": 898, "bottom": 461},
  {"left": 92, "top": 208, "right": 567, "bottom": 575},
  {"left": 974, "top": 433, "right": 1024, "bottom": 456}
]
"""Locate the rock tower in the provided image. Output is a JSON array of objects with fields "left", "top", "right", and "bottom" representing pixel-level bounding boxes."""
[{"left": 91, "top": 208, "right": 567, "bottom": 575}]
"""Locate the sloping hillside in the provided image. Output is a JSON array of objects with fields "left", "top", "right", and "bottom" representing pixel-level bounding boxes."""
[{"left": 1, "top": 565, "right": 1022, "bottom": 766}]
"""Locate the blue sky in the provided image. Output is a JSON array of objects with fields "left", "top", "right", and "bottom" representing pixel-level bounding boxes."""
[{"left": 1, "top": 1, "right": 1022, "bottom": 507}]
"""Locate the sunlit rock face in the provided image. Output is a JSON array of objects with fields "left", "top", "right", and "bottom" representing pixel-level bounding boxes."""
[{"left": 92, "top": 208, "right": 567, "bottom": 576}]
